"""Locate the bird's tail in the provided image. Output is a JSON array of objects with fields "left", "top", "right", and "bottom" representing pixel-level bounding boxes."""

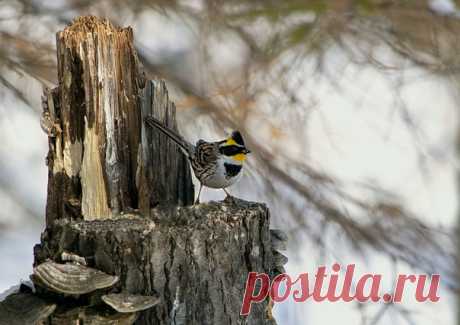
[{"left": 144, "top": 116, "right": 193, "bottom": 157}]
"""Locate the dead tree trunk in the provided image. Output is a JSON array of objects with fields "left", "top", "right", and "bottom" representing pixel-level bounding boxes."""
[{"left": 33, "top": 16, "right": 277, "bottom": 325}]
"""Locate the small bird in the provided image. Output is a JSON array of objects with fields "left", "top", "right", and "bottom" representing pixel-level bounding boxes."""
[{"left": 144, "top": 116, "right": 250, "bottom": 204}]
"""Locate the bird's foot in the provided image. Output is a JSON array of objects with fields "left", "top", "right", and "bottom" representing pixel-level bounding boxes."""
[{"left": 194, "top": 198, "right": 200, "bottom": 205}]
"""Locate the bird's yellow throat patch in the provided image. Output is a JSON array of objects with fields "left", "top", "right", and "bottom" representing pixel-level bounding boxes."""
[
  {"left": 232, "top": 153, "right": 246, "bottom": 162},
  {"left": 226, "top": 138, "right": 237, "bottom": 146},
  {"left": 225, "top": 138, "right": 247, "bottom": 161}
]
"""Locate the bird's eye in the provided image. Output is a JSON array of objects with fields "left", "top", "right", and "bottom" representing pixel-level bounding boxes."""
[{"left": 219, "top": 145, "right": 243, "bottom": 156}]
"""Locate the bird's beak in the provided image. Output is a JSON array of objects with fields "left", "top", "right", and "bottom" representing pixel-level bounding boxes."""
[{"left": 244, "top": 148, "right": 251, "bottom": 154}]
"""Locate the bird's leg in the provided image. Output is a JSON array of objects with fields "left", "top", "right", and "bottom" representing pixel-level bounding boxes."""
[
  {"left": 223, "top": 188, "right": 235, "bottom": 203},
  {"left": 195, "top": 183, "right": 203, "bottom": 205}
]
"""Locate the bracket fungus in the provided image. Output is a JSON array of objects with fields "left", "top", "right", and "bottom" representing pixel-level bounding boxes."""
[
  {"left": 270, "top": 229, "right": 288, "bottom": 277},
  {"left": 272, "top": 251, "right": 289, "bottom": 266},
  {"left": 83, "top": 310, "right": 138, "bottom": 325},
  {"left": 270, "top": 229, "right": 288, "bottom": 251},
  {"left": 49, "top": 305, "right": 138, "bottom": 325},
  {"left": 61, "top": 251, "right": 88, "bottom": 265},
  {"left": 32, "top": 261, "right": 119, "bottom": 295},
  {"left": 102, "top": 293, "right": 161, "bottom": 313}
]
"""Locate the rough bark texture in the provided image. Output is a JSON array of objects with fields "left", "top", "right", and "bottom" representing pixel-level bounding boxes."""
[
  {"left": 34, "top": 16, "right": 276, "bottom": 325},
  {"left": 36, "top": 200, "right": 274, "bottom": 324}
]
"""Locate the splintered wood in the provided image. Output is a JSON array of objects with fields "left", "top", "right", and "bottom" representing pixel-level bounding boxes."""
[{"left": 44, "top": 16, "right": 193, "bottom": 223}]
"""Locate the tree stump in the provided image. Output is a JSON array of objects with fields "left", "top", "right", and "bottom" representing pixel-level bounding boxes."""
[{"left": 32, "top": 16, "right": 277, "bottom": 325}]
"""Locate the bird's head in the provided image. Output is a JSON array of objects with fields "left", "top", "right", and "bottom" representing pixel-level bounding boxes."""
[{"left": 219, "top": 131, "right": 251, "bottom": 162}]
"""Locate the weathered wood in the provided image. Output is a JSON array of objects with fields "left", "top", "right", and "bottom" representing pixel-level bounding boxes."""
[
  {"left": 43, "top": 16, "right": 193, "bottom": 224},
  {"left": 33, "top": 16, "right": 277, "bottom": 325},
  {"left": 35, "top": 200, "right": 274, "bottom": 325},
  {"left": 0, "top": 292, "right": 56, "bottom": 325},
  {"left": 138, "top": 80, "right": 194, "bottom": 211}
]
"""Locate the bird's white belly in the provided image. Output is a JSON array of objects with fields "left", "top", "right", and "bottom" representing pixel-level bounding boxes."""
[{"left": 202, "top": 158, "right": 242, "bottom": 189}]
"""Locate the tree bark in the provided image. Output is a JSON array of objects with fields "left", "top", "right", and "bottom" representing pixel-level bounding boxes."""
[
  {"left": 33, "top": 16, "right": 276, "bottom": 325},
  {"left": 36, "top": 201, "right": 274, "bottom": 324}
]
